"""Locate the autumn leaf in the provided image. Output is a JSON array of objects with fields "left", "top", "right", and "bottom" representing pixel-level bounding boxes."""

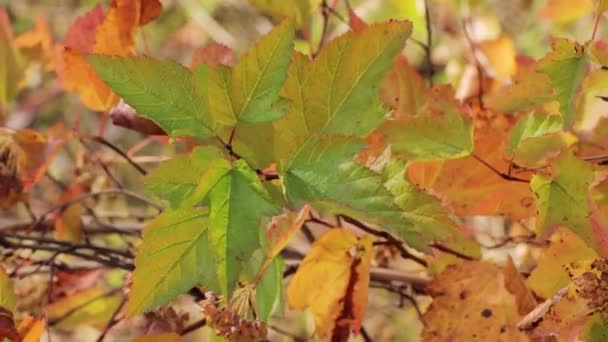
[
  {"left": 527, "top": 227, "right": 598, "bottom": 298},
  {"left": 422, "top": 261, "right": 529, "bottom": 341},
  {"left": 145, "top": 146, "right": 225, "bottom": 206},
  {"left": 531, "top": 152, "right": 595, "bottom": 248},
  {"left": 379, "top": 56, "right": 428, "bottom": 117},
  {"left": 14, "top": 16, "right": 54, "bottom": 70},
  {"left": 377, "top": 85, "right": 474, "bottom": 161},
  {"left": 288, "top": 228, "right": 373, "bottom": 340},
  {"left": 17, "top": 316, "right": 45, "bottom": 342},
  {"left": 408, "top": 120, "right": 536, "bottom": 220},
  {"left": 262, "top": 204, "right": 311, "bottom": 272},
  {"left": 56, "top": 0, "right": 162, "bottom": 112},
  {"left": 130, "top": 208, "right": 219, "bottom": 315},
  {"left": 477, "top": 34, "right": 517, "bottom": 81},
  {"left": 190, "top": 42, "right": 233, "bottom": 69},
  {"left": 537, "top": 38, "right": 587, "bottom": 127}
]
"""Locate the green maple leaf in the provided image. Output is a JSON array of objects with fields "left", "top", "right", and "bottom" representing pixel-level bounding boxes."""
[
  {"left": 377, "top": 85, "right": 473, "bottom": 161},
  {"left": 531, "top": 152, "right": 595, "bottom": 247},
  {"left": 194, "top": 158, "right": 278, "bottom": 296},
  {"left": 506, "top": 112, "right": 563, "bottom": 154},
  {"left": 383, "top": 161, "right": 480, "bottom": 257},
  {"left": 144, "top": 146, "right": 225, "bottom": 207},
  {"left": 86, "top": 56, "right": 217, "bottom": 138},
  {"left": 209, "top": 20, "right": 294, "bottom": 125},
  {"left": 281, "top": 135, "right": 402, "bottom": 226},
  {"left": 129, "top": 208, "right": 219, "bottom": 315},
  {"left": 537, "top": 38, "right": 587, "bottom": 127}
]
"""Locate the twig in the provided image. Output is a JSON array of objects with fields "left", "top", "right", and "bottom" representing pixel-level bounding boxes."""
[
  {"left": 83, "top": 135, "right": 147, "bottom": 175},
  {"left": 592, "top": 1, "right": 602, "bottom": 41},
  {"left": 313, "top": 0, "right": 331, "bottom": 58},
  {"left": 95, "top": 296, "right": 126, "bottom": 342},
  {"left": 429, "top": 242, "right": 476, "bottom": 261},
  {"left": 424, "top": 0, "right": 434, "bottom": 85},
  {"left": 472, "top": 154, "right": 530, "bottom": 183},
  {"left": 180, "top": 319, "right": 207, "bottom": 336},
  {"left": 49, "top": 288, "right": 122, "bottom": 326},
  {"left": 360, "top": 326, "right": 372, "bottom": 342},
  {"left": 339, "top": 215, "right": 428, "bottom": 267},
  {"left": 371, "top": 283, "right": 424, "bottom": 323},
  {"left": 462, "top": 18, "right": 484, "bottom": 106}
]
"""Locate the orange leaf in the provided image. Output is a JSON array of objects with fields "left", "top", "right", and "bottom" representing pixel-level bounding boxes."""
[
  {"left": 287, "top": 228, "right": 373, "bottom": 340},
  {"left": 17, "top": 316, "right": 45, "bottom": 342},
  {"left": 92, "top": 0, "right": 139, "bottom": 55},
  {"left": 55, "top": 47, "right": 118, "bottom": 111},
  {"left": 422, "top": 261, "right": 529, "bottom": 341},
  {"left": 56, "top": 0, "right": 159, "bottom": 111},
  {"left": 0, "top": 307, "right": 19, "bottom": 342},
  {"left": 380, "top": 56, "right": 428, "bottom": 118},
  {"left": 408, "top": 118, "right": 536, "bottom": 220}
]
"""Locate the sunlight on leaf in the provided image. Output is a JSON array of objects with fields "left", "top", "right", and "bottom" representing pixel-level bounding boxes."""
[{"left": 288, "top": 228, "right": 373, "bottom": 340}]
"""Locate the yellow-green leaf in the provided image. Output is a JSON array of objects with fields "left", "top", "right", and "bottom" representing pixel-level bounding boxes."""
[{"left": 531, "top": 152, "right": 595, "bottom": 248}]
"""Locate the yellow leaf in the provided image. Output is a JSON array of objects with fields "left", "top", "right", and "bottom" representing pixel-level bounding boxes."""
[
  {"left": 287, "top": 228, "right": 373, "bottom": 340},
  {"left": 422, "top": 261, "right": 529, "bottom": 341},
  {"left": 478, "top": 34, "right": 517, "bottom": 81}
]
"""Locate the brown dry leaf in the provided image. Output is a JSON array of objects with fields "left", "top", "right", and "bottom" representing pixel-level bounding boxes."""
[
  {"left": 287, "top": 228, "right": 373, "bottom": 340},
  {"left": 408, "top": 116, "right": 536, "bottom": 220},
  {"left": 422, "top": 261, "right": 529, "bottom": 341},
  {"left": 190, "top": 42, "right": 233, "bottom": 69}
]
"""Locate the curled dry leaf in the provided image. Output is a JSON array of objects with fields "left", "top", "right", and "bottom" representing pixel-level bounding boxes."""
[{"left": 287, "top": 228, "right": 373, "bottom": 340}]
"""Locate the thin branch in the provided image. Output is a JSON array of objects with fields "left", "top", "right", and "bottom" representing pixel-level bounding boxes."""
[
  {"left": 95, "top": 296, "right": 126, "bottom": 342},
  {"left": 360, "top": 326, "right": 372, "bottom": 342},
  {"left": 462, "top": 18, "right": 484, "bottom": 106},
  {"left": 371, "top": 282, "right": 424, "bottom": 323},
  {"left": 339, "top": 215, "right": 428, "bottom": 267},
  {"left": 424, "top": 0, "right": 434, "bottom": 85},
  {"left": 429, "top": 242, "right": 476, "bottom": 261},
  {"left": 180, "top": 319, "right": 207, "bottom": 336},
  {"left": 83, "top": 135, "right": 148, "bottom": 175},
  {"left": 472, "top": 154, "right": 530, "bottom": 183},
  {"left": 49, "top": 288, "right": 122, "bottom": 326},
  {"left": 313, "top": 0, "right": 331, "bottom": 58}
]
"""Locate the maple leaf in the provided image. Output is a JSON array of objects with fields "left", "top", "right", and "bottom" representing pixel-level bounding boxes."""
[
  {"left": 537, "top": 38, "right": 587, "bottom": 127},
  {"left": 527, "top": 227, "right": 598, "bottom": 298},
  {"left": 192, "top": 158, "right": 279, "bottom": 296},
  {"left": 408, "top": 120, "right": 536, "bottom": 220},
  {"left": 422, "top": 261, "right": 529, "bottom": 341},
  {"left": 377, "top": 85, "right": 474, "bottom": 161},
  {"left": 379, "top": 55, "right": 428, "bottom": 117},
  {"left": 56, "top": 0, "right": 162, "bottom": 112},
  {"left": 531, "top": 152, "right": 596, "bottom": 248},
  {"left": 130, "top": 208, "right": 219, "bottom": 315},
  {"left": 287, "top": 228, "right": 373, "bottom": 340}
]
